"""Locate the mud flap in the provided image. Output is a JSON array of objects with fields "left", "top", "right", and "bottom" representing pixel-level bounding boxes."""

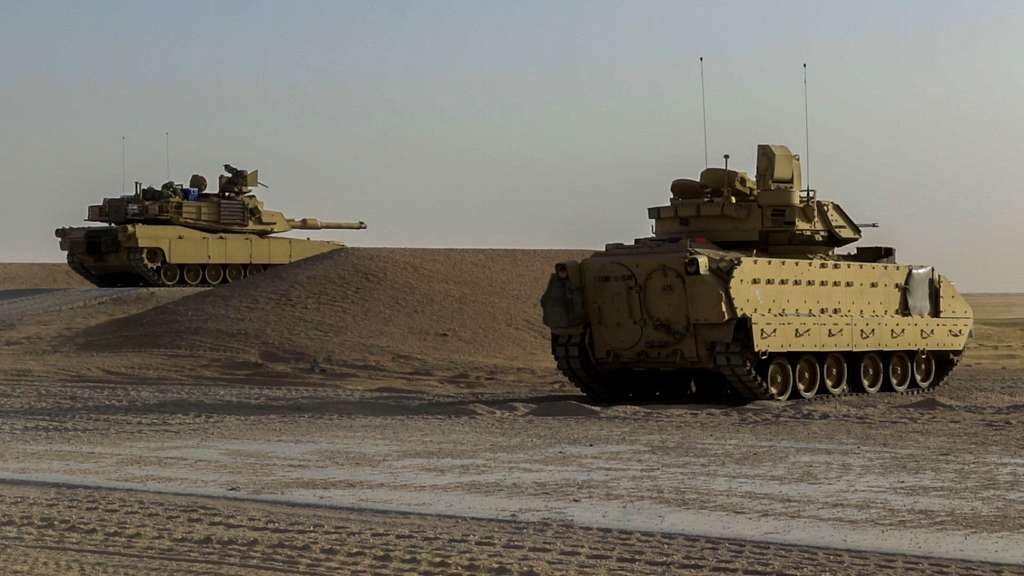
[{"left": 541, "top": 273, "right": 585, "bottom": 330}]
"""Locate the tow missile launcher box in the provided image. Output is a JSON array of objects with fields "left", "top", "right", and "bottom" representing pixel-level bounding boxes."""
[{"left": 541, "top": 144, "right": 972, "bottom": 403}]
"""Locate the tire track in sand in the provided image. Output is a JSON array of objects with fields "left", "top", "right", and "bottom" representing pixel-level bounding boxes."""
[{"left": 1, "top": 483, "right": 1022, "bottom": 576}]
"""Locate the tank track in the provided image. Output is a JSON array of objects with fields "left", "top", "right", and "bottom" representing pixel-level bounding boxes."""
[
  {"left": 712, "top": 343, "right": 963, "bottom": 402},
  {"left": 554, "top": 332, "right": 965, "bottom": 404},
  {"left": 552, "top": 333, "right": 618, "bottom": 403},
  {"left": 66, "top": 249, "right": 273, "bottom": 288},
  {"left": 712, "top": 342, "right": 772, "bottom": 400},
  {"left": 66, "top": 253, "right": 104, "bottom": 286},
  {"left": 126, "top": 248, "right": 163, "bottom": 286},
  {"left": 551, "top": 334, "right": 696, "bottom": 404},
  {"left": 66, "top": 250, "right": 160, "bottom": 287}
]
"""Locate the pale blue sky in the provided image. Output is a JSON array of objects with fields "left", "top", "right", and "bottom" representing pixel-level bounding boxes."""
[{"left": 2, "top": 1, "right": 1021, "bottom": 290}]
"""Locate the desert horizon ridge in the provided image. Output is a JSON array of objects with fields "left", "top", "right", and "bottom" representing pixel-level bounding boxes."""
[
  {"left": 1, "top": 242, "right": 1022, "bottom": 387},
  {"left": 2, "top": 247, "right": 1021, "bottom": 385},
  {"left": 9, "top": 255, "right": 1024, "bottom": 293}
]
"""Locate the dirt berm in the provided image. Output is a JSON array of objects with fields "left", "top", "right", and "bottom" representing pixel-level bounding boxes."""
[
  {"left": 0, "top": 263, "right": 90, "bottom": 289},
  {"left": 76, "top": 248, "right": 591, "bottom": 380}
]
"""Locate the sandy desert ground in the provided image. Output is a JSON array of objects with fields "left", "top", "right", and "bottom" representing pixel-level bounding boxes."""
[{"left": 1, "top": 249, "right": 1023, "bottom": 575}]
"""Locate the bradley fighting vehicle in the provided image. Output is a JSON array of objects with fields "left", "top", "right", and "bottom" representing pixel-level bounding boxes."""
[
  {"left": 56, "top": 165, "right": 366, "bottom": 287},
  {"left": 541, "top": 145, "right": 972, "bottom": 402}
]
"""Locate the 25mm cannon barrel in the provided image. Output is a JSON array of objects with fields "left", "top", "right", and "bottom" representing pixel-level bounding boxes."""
[{"left": 287, "top": 218, "right": 367, "bottom": 230}]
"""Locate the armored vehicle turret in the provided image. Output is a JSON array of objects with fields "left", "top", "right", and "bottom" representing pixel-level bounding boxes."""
[
  {"left": 541, "top": 144, "right": 972, "bottom": 403},
  {"left": 56, "top": 165, "right": 366, "bottom": 287},
  {"left": 650, "top": 145, "right": 864, "bottom": 256}
]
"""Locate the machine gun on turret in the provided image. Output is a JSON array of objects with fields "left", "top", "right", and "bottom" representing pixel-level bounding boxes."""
[{"left": 219, "top": 164, "right": 269, "bottom": 196}]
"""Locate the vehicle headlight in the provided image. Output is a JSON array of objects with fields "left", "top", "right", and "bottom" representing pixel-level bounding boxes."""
[{"left": 684, "top": 255, "right": 710, "bottom": 275}]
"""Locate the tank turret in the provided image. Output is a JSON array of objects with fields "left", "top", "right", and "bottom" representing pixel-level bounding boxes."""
[
  {"left": 647, "top": 144, "right": 863, "bottom": 257},
  {"left": 84, "top": 165, "right": 367, "bottom": 237}
]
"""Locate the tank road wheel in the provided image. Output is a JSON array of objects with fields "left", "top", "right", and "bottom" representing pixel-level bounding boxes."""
[
  {"left": 766, "top": 357, "right": 793, "bottom": 401},
  {"left": 888, "top": 352, "right": 913, "bottom": 392},
  {"left": 914, "top": 351, "right": 937, "bottom": 389},
  {"left": 247, "top": 264, "right": 265, "bottom": 276},
  {"left": 158, "top": 264, "right": 180, "bottom": 286},
  {"left": 858, "top": 353, "right": 884, "bottom": 394},
  {"left": 225, "top": 264, "right": 245, "bottom": 283},
  {"left": 183, "top": 265, "right": 203, "bottom": 286},
  {"left": 205, "top": 264, "right": 224, "bottom": 285},
  {"left": 794, "top": 355, "right": 821, "bottom": 399},
  {"left": 822, "top": 353, "right": 848, "bottom": 396}
]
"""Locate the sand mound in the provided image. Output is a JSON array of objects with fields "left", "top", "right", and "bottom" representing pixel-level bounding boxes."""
[
  {"left": 0, "top": 263, "right": 90, "bottom": 289},
  {"left": 526, "top": 401, "right": 602, "bottom": 417},
  {"left": 77, "top": 248, "right": 591, "bottom": 374},
  {"left": 899, "top": 398, "right": 953, "bottom": 411}
]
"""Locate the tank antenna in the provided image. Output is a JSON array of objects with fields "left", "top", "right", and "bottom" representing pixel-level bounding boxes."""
[
  {"left": 121, "top": 136, "right": 127, "bottom": 195},
  {"left": 165, "top": 132, "right": 170, "bottom": 181},
  {"left": 802, "top": 62, "right": 811, "bottom": 194},
  {"left": 700, "top": 57, "right": 708, "bottom": 169}
]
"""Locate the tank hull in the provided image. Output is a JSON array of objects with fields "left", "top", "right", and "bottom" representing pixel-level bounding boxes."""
[
  {"left": 56, "top": 224, "right": 344, "bottom": 287},
  {"left": 541, "top": 245, "right": 973, "bottom": 403}
]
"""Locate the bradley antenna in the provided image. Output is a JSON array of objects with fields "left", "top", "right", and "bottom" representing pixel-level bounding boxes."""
[
  {"left": 165, "top": 131, "right": 171, "bottom": 181},
  {"left": 699, "top": 57, "right": 708, "bottom": 169},
  {"left": 802, "top": 62, "right": 812, "bottom": 197},
  {"left": 121, "top": 136, "right": 127, "bottom": 195}
]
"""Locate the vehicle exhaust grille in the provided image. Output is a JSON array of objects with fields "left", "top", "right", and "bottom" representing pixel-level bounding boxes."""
[{"left": 219, "top": 199, "right": 247, "bottom": 225}]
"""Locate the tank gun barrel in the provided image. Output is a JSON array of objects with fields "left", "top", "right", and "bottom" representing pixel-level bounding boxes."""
[{"left": 287, "top": 218, "right": 367, "bottom": 230}]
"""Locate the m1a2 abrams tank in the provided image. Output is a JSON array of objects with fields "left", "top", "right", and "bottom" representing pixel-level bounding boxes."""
[
  {"left": 56, "top": 165, "right": 366, "bottom": 287},
  {"left": 541, "top": 144, "right": 973, "bottom": 403}
]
